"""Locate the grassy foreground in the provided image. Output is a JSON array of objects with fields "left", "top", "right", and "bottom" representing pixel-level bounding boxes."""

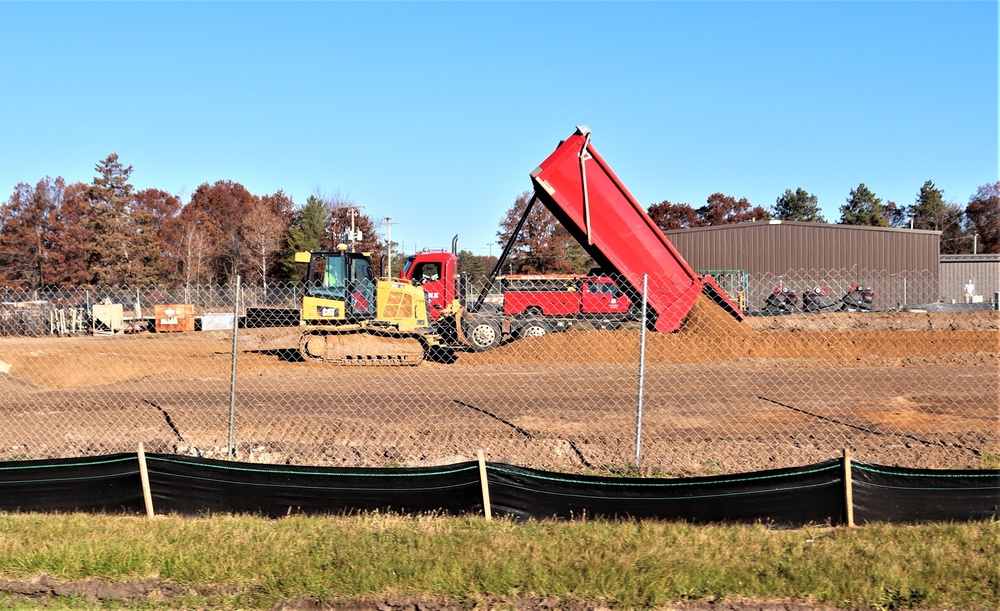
[{"left": 0, "top": 513, "right": 996, "bottom": 610}]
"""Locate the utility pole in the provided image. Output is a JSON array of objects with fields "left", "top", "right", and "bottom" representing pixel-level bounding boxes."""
[
  {"left": 345, "top": 205, "right": 365, "bottom": 252},
  {"left": 384, "top": 216, "right": 398, "bottom": 277}
]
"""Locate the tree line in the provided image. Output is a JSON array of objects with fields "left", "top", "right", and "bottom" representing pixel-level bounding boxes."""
[
  {"left": 647, "top": 181, "right": 998, "bottom": 254},
  {"left": 0, "top": 154, "right": 392, "bottom": 290},
  {"left": 3, "top": 153, "right": 998, "bottom": 288}
]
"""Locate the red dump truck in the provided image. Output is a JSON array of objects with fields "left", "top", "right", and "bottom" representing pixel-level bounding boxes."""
[
  {"left": 400, "top": 256, "right": 632, "bottom": 344},
  {"left": 398, "top": 126, "right": 744, "bottom": 352}
]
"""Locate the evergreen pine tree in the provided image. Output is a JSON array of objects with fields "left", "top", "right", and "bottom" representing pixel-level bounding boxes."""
[
  {"left": 773, "top": 188, "right": 825, "bottom": 222},
  {"left": 86, "top": 154, "right": 142, "bottom": 285},
  {"left": 908, "top": 180, "right": 949, "bottom": 230},
  {"left": 282, "top": 195, "right": 331, "bottom": 283},
  {"left": 839, "top": 183, "right": 888, "bottom": 226}
]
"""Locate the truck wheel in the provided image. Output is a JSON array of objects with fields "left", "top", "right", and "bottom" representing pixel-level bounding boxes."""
[
  {"left": 464, "top": 317, "right": 502, "bottom": 352},
  {"left": 518, "top": 320, "right": 550, "bottom": 338},
  {"left": 524, "top": 306, "right": 543, "bottom": 316}
]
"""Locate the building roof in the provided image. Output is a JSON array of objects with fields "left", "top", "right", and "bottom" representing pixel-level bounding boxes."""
[
  {"left": 662, "top": 220, "right": 941, "bottom": 237},
  {"left": 940, "top": 254, "right": 1000, "bottom": 263}
]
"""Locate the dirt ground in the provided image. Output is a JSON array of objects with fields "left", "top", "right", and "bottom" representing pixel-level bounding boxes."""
[
  {"left": 0, "top": 575, "right": 849, "bottom": 610},
  {"left": 0, "top": 299, "right": 996, "bottom": 474}
]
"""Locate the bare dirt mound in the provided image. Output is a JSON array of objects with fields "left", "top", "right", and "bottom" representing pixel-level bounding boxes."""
[{"left": 459, "top": 296, "right": 998, "bottom": 367}]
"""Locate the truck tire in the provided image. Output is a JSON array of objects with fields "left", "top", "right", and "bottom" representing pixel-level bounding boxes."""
[
  {"left": 464, "top": 316, "right": 502, "bottom": 352},
  {"left": 524, "top": 306, "right": 543, "bottom": 316},
  {"left": 517, "top": 319, "right": 550, "bottom": 338}
]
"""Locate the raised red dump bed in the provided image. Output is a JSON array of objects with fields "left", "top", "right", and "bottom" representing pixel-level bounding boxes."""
[{"left": 529, "top": 126, "right": 744, "bottom": 332}]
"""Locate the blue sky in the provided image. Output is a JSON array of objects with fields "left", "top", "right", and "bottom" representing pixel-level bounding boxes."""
[{"left": 2, "top": 1, "right": 996, "bottom": 257}]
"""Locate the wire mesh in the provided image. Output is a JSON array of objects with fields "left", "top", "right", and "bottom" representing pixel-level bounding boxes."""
[{"left": 0, "top": 271, "right": 995, "bottom": 476}]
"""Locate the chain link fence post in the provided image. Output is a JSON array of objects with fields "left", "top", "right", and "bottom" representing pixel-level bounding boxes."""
[
  {"left": 634, "top": 274, "right": 648, "bottom": 470},
  {"left": 227, "top": 275, "right": 241, "bottom": 459}
]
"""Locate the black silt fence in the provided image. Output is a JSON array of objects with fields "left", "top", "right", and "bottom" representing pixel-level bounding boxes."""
[
  {"left": 852, "top": 462, "right": 1000, "bottom": 523},
  {"left": 144, "top": 454, "right": 484, "bottom": 518},
  {"left": 0, "top": 454, "right": 144, "bottom": 513},
  {"left": 0, "top": 453, "right": 996, "bottom": 523},
  {"left": 485, "top": 461, "right": 846, "bottom": 526}
]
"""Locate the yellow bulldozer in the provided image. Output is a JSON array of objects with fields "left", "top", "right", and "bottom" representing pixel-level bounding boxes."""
[{"left": 291, "top": 247, "right": 443, "bottom": 364}]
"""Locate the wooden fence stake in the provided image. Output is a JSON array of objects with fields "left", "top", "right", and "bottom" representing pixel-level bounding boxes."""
[
  {"left": 477, "top": 449, "right": 492, "bottom": 520},
  {"left": 843, "top": 448, "right": 854, "bottom": 527},
  {"left": 137, "top": 442, "right": 155, "bottom": 519}
]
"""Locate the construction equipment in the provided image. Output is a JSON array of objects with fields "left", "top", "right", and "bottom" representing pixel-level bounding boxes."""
[
  {"left": 400, "top": 253, "right": 633, "bottom": 346},
  {"left": 500, "top": 274, "right": 632, "bottom": 318},
  {"left": 802, "top": 285, "right": 838, "bottom": 312},
  {"left": 250, "top": 127, "right": 744, "bottom": 361},
  {"left": 292, "top": 247, "right": 442, "bottom": 364},
  {"left": 763, "top": 286, "right": 799, "bottom": 315},
  {"left": 528, "top": 126, "right": 744, "bottom": 332},
  {"left": 399, "top": 126, "right": 744, "bottom": 351},
  {"left": 841, "top": 284, "right": 875, "bottom": 311}
]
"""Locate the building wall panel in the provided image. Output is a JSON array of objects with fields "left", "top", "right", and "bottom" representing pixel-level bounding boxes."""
[
  {"left": 939, "top": 255, "right": 1000, "bottom": 304},
  {"left": 663, "top": 221, "right": 941, "bottom": 310}
]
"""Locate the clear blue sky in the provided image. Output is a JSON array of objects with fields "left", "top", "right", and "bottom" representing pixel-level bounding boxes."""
[{"left": 2, "top": 1, "right": 996, "bottom": 258}]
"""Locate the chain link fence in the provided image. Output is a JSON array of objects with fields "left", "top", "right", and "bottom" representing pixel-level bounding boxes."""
[{"left": 0, "top": 271, "right": 996, "bottom": 476}]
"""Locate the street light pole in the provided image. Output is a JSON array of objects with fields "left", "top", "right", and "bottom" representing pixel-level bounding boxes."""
[{"left": 384, "top": 216, "right": 398, "bottom": 277}]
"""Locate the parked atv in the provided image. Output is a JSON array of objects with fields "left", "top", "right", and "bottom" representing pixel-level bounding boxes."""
[
  {"left": 841, "top": 284, "right": 875, "bottom": 311},
  {"left": 801, "top": 285, "right": 839, "bottom": 312},
  {"left": 763, "top": 286, "right": 799, "bottom": 314}
]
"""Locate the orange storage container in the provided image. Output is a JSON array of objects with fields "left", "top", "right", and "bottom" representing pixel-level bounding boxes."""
[{"left": 155, "top": 304, "right": 195, "bottom": 332}]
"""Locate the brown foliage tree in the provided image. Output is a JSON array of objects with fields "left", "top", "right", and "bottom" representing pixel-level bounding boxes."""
[
  {"left": 965, "top": 182, "right": 1000, "bottom": 254},
  {"left": 44, "top": 182, "right": 93, "bottom": 287},
  {"left": 697, "top": 193, "right": 768, "bottom": 226},
  {"left": 0, "top": 178, "right": 63, "bottom": 288},
  {"left": 496, "top": 191, "right": 588, "bottom": 274},
  {"left": 184, "top": 180, "right": 258, "bottom": 283},
  {"left": 175, "top": 204, "right": 215, "bottom": 288},
  {"left": 647, "top": 200, "right": 703, "bottom": 231},
  {"left": 242, "top": 191, "right": 293, "bottom": 291},
  {"left": 329, "top": 203, "right": 378, "bottom": 252},
  {"left": 133, "top": 189, "right": 183, "bottom": 283}
]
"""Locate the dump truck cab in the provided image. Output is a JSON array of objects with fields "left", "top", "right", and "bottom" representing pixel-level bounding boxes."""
[{"left": 400, "top": 252, "right": 461, "bottom": 322}]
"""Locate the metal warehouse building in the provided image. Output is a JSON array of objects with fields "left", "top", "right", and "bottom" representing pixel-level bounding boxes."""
[
  {"left": 939, "top": 254, "right": 1000, "bottom": 305},
  {"left": 662, "top": 220, "right": 942, "bottom": 312}
]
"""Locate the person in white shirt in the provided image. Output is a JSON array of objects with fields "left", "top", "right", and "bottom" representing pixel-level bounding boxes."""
[{"left": 964, "top": 279, "right": 976, "bottom": 303}]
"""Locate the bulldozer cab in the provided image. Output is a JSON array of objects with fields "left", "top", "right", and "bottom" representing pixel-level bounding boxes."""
[{"left": 304, "top": 251, "right": 377, "bottom": 320}]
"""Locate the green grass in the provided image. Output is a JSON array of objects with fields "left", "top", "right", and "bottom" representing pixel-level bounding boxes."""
[
  {"left": 0, "top": 513, "right": 996, "bottom": 610},
  {"left": 982, "top": 444, "right": 1000, "bottom": 470}
]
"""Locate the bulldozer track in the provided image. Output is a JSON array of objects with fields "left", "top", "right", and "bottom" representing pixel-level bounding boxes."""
[{"left": 298, "top": 329, "right": 425, "bottom": 365}]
